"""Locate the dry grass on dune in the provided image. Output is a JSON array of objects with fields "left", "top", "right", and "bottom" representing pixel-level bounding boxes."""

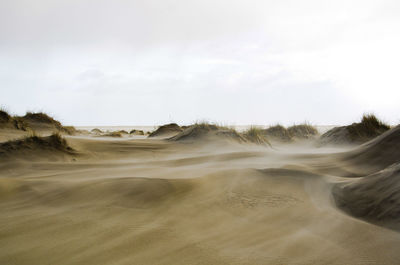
[
  {"left": 168, "top": 122, "right": 219, "bottom": 141},
  {"left": 320, "top": 114, "right": 390, "bottom": 145},
  {"left": 170, "top": 122, "right": 269, "bottom": 145},
  {"left": 243, "top": 126, "right": 271, "bottom": 145},
  {"left": 0, "top": 109, "right": 30, "bottom": 131},
  {"left": 287, "top": 123, "right": 319, "bottom": 139},
  {"left": 347, "top": 114, "right": 390, "bottom": 141},
  {"left": 23, "top": 112, "right": 63, "bottom": 129},
  {"left": 0, "top": 132, "right": 74, "bottom": 157},
  {"left": 1, "top": 109, "right": 77, "bottom": 135},
  {"left": 263, "top": 124, "right": 292, "bottom": 142},
  {"left": 0, "top": 109, "right": 11, "bottom": 123},
  {"left": 22, "top": 112, "right": 77, "bottom": 135},
  {"left": 103, "top": 131, "right": 123, "bottom": 137},
  {"left": 260, "top": 123, "right": 317, "bottom": 142}
]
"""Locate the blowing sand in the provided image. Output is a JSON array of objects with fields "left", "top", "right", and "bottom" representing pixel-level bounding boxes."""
[{"left": 1, "top": 126, "right": 400, "bottom": 265}]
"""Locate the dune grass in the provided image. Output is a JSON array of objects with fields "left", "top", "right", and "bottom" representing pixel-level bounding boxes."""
[
  {"left": 103, "top": 131, "right": 123, "bottom": 137},
  {"left": 264, "top": 124, "right": 292, "bottom": 142},
  {"left": 0, "top": 132, "right": 73, "bottom": 153},
  {"left": 287, "top": 123, "right": 318, "bottom": 139},
  {"left": 347, "top": 114, "right": 390, "bottom": 141},
  {"left": 0, "top": 108, "right": 30, "bottom": 131},
  {"left": 23, "top": 112, "right": 63, "bottom": 128},
  {"left": 243, "top": 126, "right": 270, "bottom": 145},
  {"left": 0, "top": 108, "right": 11, "bottom": 123},
  {"left": 191, "top": 122, "right": 219, "bottom": 130}
]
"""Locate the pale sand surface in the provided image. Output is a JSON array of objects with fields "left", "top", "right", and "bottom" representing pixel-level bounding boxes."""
[{"left": 1, "top": 134, "right": 400, "bottom": 265}]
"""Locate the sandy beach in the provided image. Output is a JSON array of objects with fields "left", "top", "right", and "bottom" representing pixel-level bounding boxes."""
[{"left": 1, "top": 113, "right": 400, "bottom": 265}]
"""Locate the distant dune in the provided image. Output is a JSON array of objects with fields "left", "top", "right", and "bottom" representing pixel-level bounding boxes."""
[
  {"left": 319, "top": 114, "right": 390, "bottom": 146},
  {"left": 148, "top": 123, "right": 183, "bottom": 138}
]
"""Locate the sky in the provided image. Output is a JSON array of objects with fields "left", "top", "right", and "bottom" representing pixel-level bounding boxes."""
[{"left": 1, "top": 0, "right": 400, "bottom": 126}]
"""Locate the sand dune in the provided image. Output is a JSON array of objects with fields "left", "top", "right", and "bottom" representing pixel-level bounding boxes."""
[
  {"left": 0, "top": 133, "right": 75, "bottom": 161},
  {"left": 343, "top": 125, "right": 400, "bottom": 172},
  {"left": 1, "top": 122, "right": 400, "bottom": 264},
  {"left": 149, "top": 123, "right": 183, "bottom": 138},
  {"left": 333, "top": 163, "right": 400, "bottom": 226},
  {"left": 319, "top": 114, "right": 390, "bottom": 146},
  {"left": 331, "top": 125, "right": 400, "bottom": 229}
]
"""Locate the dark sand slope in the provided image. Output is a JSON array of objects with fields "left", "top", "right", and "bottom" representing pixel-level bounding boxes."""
[
  {"left": 149, "top": 123, "right": 182, "bottom": 138},
  {"left": 343, "top": 125, "right": 400, "bottom": 172},
  {"left": 319, "top": 114, "right": 390, "bottom": 146},
  {"left": 332, "top": 125, "right": 400, "bottom": 229},
  {"left": 1, "top": 127, "right": 400, "bottom": 264},
  {"left": 0, "top": 111, "right": 78, "bottom": 143},
  {"left": 0, "top": 133, "right": 75, "bottom": 161},
  {"left": 333, "top": 163, "right": 400, "bottom": 227}
]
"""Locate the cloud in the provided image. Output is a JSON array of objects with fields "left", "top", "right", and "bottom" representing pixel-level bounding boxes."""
[{"left": 0, "top": 0, "right": 399, "bottom": 125}]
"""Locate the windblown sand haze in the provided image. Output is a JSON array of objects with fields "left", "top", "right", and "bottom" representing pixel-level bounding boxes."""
[{"left": 1, "top": 112, "right": 400, "bottom": 264}]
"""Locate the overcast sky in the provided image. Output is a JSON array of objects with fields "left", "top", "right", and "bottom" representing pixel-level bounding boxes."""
[{"left": 1, "top": 0, "right": 399, "bottom": 126}]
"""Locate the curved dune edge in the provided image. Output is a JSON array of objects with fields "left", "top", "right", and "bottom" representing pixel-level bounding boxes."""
[
  {"left": 329, "top": 125, "right": 400, "bottom": 229},
  {"left": 333, "top": 163, "right": 400, "bottom": 226}
]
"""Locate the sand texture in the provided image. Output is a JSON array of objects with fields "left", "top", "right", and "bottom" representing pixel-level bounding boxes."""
[{"left": 1, "top": 124, "right": 400, "bottom": 265}]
